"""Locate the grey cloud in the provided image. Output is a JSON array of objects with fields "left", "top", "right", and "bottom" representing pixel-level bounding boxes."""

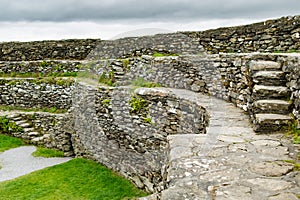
[{"left": 0, "top": 0, "right": 299, "bottom": 22}]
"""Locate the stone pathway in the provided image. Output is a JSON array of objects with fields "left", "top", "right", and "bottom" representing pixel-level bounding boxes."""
[
  {"left": 0, "top": 146, "right": 72, "bottom": 182},
  {"left": 156, "top": 89, "right": 300, "bottom": 200}
]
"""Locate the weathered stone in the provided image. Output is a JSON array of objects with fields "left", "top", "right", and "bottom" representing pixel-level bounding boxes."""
[
  {"left": 253, "top": 85, "right": 290, "bottom": 99},
  {"left": 250, "top": 161, "right": 294, "bottom": 176},
  {"left": 247, "top": 178, "right": 293, "bottom": 191},
  {"left": 268, "top": 193, "right": 299, "bottom": 200},
  {"left": 252, "top": 71, "right": 286, "bottom": 86},
  {"left": 254, "top": 113, "right": 292, "bottom": 132},
  {"left": 249, "top": 61, "right": 281, "bottom": 71},
  {"left": 254, "top": 99, "right": 291, "bottom": 114}
]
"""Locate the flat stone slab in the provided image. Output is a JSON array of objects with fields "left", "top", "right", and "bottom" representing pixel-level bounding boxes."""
[
  {"left": 250, "top": 161, "right": 294, "bottom": 176},
  {"left": 255, "top": 113, "right": 292, "bottom": 123},
  {"left": 253, "top": 85, "right": 290, "bottom": 99},
  {"left": 249, "top": 61, "right": 281, "bottom": 71},
  {"left": 0, "top": 146, "right": 72, "bottom": 182},
  {"left": 254, "top": 99, "right": 291, "bottom": 114}
]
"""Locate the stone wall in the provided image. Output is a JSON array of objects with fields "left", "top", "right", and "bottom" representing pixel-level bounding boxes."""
[
  {"left": 0, "top": 60, "right": 82, "bottom": 75},
  {"left": 0, "top": 111, "right": 73, "bottom": 156},
  {"left": 86, "top": 33, "right": 203, "bottom": 59},
  {"left": 0, "top": 39, "right": 101, "bottom": 61},
  {"left": 183, "top": 15, "right": 300, "bottom": 53},
  {"left": 0, "top": 78, "right": 74, "bottom": 110},
  {"left": 70, "top": 83, "right": 208, "bottom": 193},
  {"left": 0, "top": 15, "right": 298, "bottom": 61}
]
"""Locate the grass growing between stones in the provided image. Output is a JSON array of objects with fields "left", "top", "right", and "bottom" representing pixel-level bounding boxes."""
[
  {"left": 131, "top": 77, "right": 161, "bottom": 88},
  {"left": 0, "top": 134, "right": 24, "bottom": 152},
  {"left": 286, "top": 122, "right": 300, "bottom": 144},
  {"left": 0, "top": 158, "right": 148, "bottom": 200},
  {"left": 32, "top": 147, "right": 65, "bottom": 158},
  {"left": 0, "top": 105, "right": 67, "bottom": 114}
]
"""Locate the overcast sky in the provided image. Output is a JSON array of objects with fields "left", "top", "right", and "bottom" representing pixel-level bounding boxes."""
[{"left": 0, "top": 0, "right": 299, "bottom": 42}]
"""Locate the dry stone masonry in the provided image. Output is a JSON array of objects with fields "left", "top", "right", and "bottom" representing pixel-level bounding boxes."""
[{"left": 0, "top": 14, "right": 300, "bottom": 199}]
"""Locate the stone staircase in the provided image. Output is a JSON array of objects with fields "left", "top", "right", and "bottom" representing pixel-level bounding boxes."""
[
  {"left": 0, "top": 112, "right": 40, "bottom": 142},
  {"left": 250, "top": 60, "right": 293, "bottom": 132}
]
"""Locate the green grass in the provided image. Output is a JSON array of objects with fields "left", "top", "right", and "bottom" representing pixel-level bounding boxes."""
[
  {"left": 286, "top": 122, "right": 300, "bottom": 144},
  {"left": 131, "top": 77, "right": 161, "bottom": 88},
  {"left": 152, "top": 52, "right": 178, "bottom": 57},
  {"left": 0, "top": 134, "right": 24, "bottom": 152},
  {"left": 32, "top": 147, "right": 65, "bottom": 158},
  {"left": 0, "top": 158, "right": 148, "bottom": 200},
  {"left": 0, "top": 72, "right": 78, "bottom": 78},
  {"left": 0, "top": 105, "right": 66, "bottom": 114}
]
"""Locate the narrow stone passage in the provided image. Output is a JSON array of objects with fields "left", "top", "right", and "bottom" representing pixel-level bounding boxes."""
[{"left": 0, "top": 146, "right": 72, "bottom": 182}]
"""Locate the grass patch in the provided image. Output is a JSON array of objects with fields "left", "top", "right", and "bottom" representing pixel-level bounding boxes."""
[
  {"left": 273, "top": 49, "right": 300, "bottom": 53},
  {"left": 0, "top": 158, "right": 148, "bottom": 200},
  {"left": 152, "top": 52, "right": 178, "bottom": 57},
  {"left": 32, "top": 147, "right": 65, "bottom": 158},
  {"left": 286, "top": 122, "right": 300, "bottom": 144},
  {"left": 0, "top": 105, "right": 66, "bottom": 114},
  {"left": 284, "top": 160, "right": 300, "bottom": 171},
  {"left": 0, "top": 72, "right": 78, "bottom": 78},
  {"left": 0, "top": 116, "right": 23, "bottom": 133},
  {"left": 0, "top": 134, "right": 24, "bottom": 152},
  {"left": 131, "top": 77, "right": 161, "bottom": 88}
]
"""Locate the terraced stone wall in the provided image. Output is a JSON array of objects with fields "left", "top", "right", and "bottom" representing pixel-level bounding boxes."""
[
  {"left": 183, "top": 15, "right": 300, "bottom": 53},
  {"left": 0, "top": 78, "right": 74, "bottom": 110}
]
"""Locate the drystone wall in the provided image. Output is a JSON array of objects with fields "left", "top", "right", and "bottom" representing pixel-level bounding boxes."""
[
  {"left": 70, "top": 83, "right": 209, "bottom": 193},
  {"left": 183, "top": 15, "right": 300, "bottom": 53},
  {"left": 0, "top": 15, "right": 299, "bottom": 62},
  {"left": 0, "top": 78, "right": 74, "bottom": 110},
  {"left": 0, "top": 60, "right": 82, "bottom": 75},
  {"left": 0, "top": 111, "right": 73, "bottom": 156},
  {"left": 86, "top": 33, "right": 203, "bottom": 59},
  {"left": 0, "top": 39, "right": 101, "bottom": 61}
]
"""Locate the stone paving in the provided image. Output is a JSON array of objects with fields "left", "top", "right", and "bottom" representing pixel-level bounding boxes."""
[{"left": 157, "top": 89, "right": 300, "bottom": 200}]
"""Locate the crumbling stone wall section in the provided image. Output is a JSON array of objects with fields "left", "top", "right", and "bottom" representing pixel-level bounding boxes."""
[{"left": 183, "top": 15, "right": 300, "bottom": 53}]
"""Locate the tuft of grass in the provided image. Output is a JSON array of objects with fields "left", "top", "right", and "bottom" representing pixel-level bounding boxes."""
[
  {"left": 0, "top": 134, "right": 24, "bottom": 152},
  {"left": 131, "top": 77, "right": 161, "bottom": 88},
  {"left": 0, "top": 158, "right": 148, "bottom": 200},
  {"left": 152, "top": 52, "right": 178, "bottom": 57},
  {"left": 0, "top": 105, "right": 66, "bottom": 114},
  {"left": 0, "top": 116, "right": 23, "bottom": 133},
  {"left": 32, "top": 147, "right": 65, "bottom": 158},
  {"left": 284, "top": 160, "right": 300, "bottom": 171},
  {"left": 286, "top": 122, "right": 300, "bottom": 144}
]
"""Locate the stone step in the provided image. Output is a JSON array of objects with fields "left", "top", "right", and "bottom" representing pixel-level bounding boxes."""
[
  {"left": 254, "top": 113, "right": 293, "bottom": 132},
  {"left": 249, "top": 60, "right": 281, "bottom": 71},
  {"left": 253, "top": 99, "right": 291, "bottom": 114},
  {"left": 252, "top": 71, "right": 286, "bottom": 86},
  {"left": 253, "top": 85, "right": 290, "bottom": 100}
]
